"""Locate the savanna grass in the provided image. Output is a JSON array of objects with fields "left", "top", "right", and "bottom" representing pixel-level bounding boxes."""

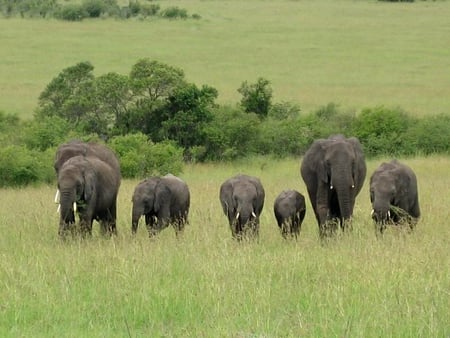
[
  {"left": 1, "top": 0, "right": 450, "bottom": 117},
  {"left": 0, "top": 156, "right": 449, "bottom": 336}
]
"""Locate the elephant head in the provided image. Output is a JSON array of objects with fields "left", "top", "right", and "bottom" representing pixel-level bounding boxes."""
[
  {"left": 220, "top": 174, "right": 265, "bottom": 240},
  {"left": 301, "top": 135, "right": 366, "bottom": 237},
  {"left": 131, "top": 175, "right": 190, "bottom": 237},
  {"left": 369, "top": 160, "right": 420, "bottom": 233},
  {"left": 58, "top": 156, "right": 96, "bottom": 237}
]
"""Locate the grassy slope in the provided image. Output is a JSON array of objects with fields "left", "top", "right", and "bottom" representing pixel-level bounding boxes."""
[
  {"left": 1, "top": 0, "right": 450, "bottom": 117},
  {"left": 0, "top": 156, "right": 448, "bottom": 336}
]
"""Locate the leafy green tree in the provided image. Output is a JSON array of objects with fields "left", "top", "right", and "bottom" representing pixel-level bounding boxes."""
[
  {"left": 238, "top": 77, "right": 272, "bottom": 119},
  {"left": 37, "top": 61, "right": 95, "bottom": 120},
  {"left": 160, "top": 84, "right": 217, "bottom": 152}
]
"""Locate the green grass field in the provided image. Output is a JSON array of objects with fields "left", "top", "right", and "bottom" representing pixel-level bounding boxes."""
[
  {"left": 1, "top": 156, "right": 449, "bottom": 336},
  {"left": 1, "top": 0, "right": 450, "bottom": 118}
]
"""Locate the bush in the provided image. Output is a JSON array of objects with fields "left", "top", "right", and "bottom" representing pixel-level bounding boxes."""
[
  {"left": 404, "top": 114, "right": 450, "bottom": 155},
  {"left": 82, "top": 0, "right": 105, "bottom": 18},
  {"left": 238, "top": 78, "right": 272, "bottom": 119},
  {"left": 160, "top": 6, "right": 188, "bottom": 19},
  {"left": 351, "top": 106, "right": 412, "bottom": 157},
  {"left": 0, "top": 146, "right": 54, "bottom": 187},
  {"left": 108, "top": 133, "right": 184, "bottom": 178},
  {"left": 57, "top": 4, "right": 87, "bottom": 21},
  {"left": 23, "top": 116, "right": 72, "bottom": 151}
]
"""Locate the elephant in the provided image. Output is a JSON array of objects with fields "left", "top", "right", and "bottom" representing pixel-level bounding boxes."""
[
  {"left": 370, "top": 159, "right": 420, "bottom": 233},
  {"left": 300, "top": 134, "right": 367, "bottom": 238},
  {"left": 53, "top": 140, "right": 121, "bottom": 207},
  {"left": 219, "top": 174, "right": 265, "bottom": 240},
  {"left": 57, "top": 155, "right": 121, "bottom": 238},
  {"left": 131, "top": 174, "right": 190, "bottom": 238},
  {"left": 273, "top": 189, "right": 306, "bottom": 239}
]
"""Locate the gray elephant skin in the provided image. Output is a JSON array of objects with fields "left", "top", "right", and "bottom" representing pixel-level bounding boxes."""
[
  {"left": 131, "top": 174, "right": 190, "bottom": 237},
  {"left": 219, "top": 174, "right": 265, "bottom": 240},
  {"left": 273, "top": 189, "right": 306, "bottom": 239},
  {"left": 57, "top": 155, "right": 121, "bottom": 237},
  {"left": 54, "top": 140, "right": 120, "bottom": 175},
  {"left": 300, "top": 135, "right": 367, "bottom": 238},
  {"left": 370, "top": 159, "right": 420, "bottom": 233}
]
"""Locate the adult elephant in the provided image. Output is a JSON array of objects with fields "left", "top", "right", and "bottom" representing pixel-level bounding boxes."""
[
  {"left": 57, "top": 155, "right": 121, "bottom": 238},
  {"left": 300, "top": 135, "right": 366, "bottom": 238},
  {"left": 131, "top": 174, "right": 190, "bottom": 238},
  {"left": 370, "top": 159, "right": 420, "bottom": 233},
  {"left": 54, "top": 140, "right": 121, "bottom": 205},
  {"left": 273, "top": 189, "right": 306, "bottom": 239},
  {"left": 219, "top": 174, "right": 265, "bottom": 240}
]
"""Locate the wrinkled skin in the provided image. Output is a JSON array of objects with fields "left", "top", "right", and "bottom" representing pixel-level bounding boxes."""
[
  {"left": 219, "top": 174, "right": 265, "bottom": 240},
  {"left": 370, "top": 159, "right": 420, "bottom": 234},
  {"left": 131, "top": 174, "right": 190, "bottom": 238},
  {"left": 300, "top": 135, "right": 367, "bottom": 239},
  {"left": 273, "top": 189, "right": 306, "bottom": 239},
  {"left": 58, "top": 155, "right": 121, "bottom": 238}
]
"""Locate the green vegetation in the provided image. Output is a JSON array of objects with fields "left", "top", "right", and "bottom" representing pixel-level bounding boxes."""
[{"left": 0, "top": 156, "right": 448, "bottom": 336}]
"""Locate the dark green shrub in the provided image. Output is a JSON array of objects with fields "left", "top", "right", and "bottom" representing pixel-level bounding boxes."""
[
  {"left": 268, "top": 101, "right": 301, "bottom": 120},
  {"left": 140, "top": 3, "right": 160, "bottom": 17},
  {"left": 108, "top": 133, "right": 184, "bottom": 178},
  {"left": 23, "top": 116, "right": 72, "bottom": 151},
  {"left": 82, "top": 0, "right": 105, "bottom": 18},
  {"left": 351, "top": 106, "right": 412, "bottom": 157},
  {"left": 203, "top": 105, "right": 260, "bottom": 161},
  {"left": 57, "top": 4, "right": 87, "bottom": 21},
  {"left": 0, "top": 146, "right": 53, "bottom": 187},
  {"left": 404, "top": 114, "right": 450, "bottom": 155},
  {"left": 160, "top": 6, "right": 188, "bottom": 19},
  {"left": 238, "top": 77, "right": 272, "bottom": 119}
]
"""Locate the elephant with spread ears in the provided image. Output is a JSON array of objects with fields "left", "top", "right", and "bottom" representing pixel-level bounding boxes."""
[
  {"left": 131, "top": 174, "right": 190, "bottom": 238},
  {"left": 219, "top": 174, "right": 265, "bottom": 241},
  {"left": 273, "top": 189, "right": 306, "bottom": 239},
  {"left": 57, "top": 155, "right": 121, "bottom": 238},
  {"left": 370, "top": 159, "right": 420, "bottom": 234},
  {"left": 300, "top": 135, "right": 367, "bottom": 239}
]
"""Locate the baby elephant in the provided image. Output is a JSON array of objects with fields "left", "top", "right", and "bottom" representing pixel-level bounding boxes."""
[
  {"left": 131, "top": 174, "right": 190, "bottom": 238},
  {"left": 370, "top": 159, "right": 420, "bottom": 234},
  {"left": 274, "top": 190, "right": 306, "bottom": 239}
]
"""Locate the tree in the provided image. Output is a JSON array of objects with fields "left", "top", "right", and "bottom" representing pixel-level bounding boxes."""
[
  {"left": 161, "top": 84, "right": 217, "bottom": 151},
  {"left": 237, "top": 77, "right": 272, "bottom": 119}
]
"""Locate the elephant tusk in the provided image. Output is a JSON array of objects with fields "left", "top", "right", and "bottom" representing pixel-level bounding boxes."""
[
  {"left": 371, "top": 209, "right": 374, "bottom": 216},
  {"left": 330, "top": 185, "right": 333, "bottom": 190},
  {"left": 387, "top": 210, "right": 391, "bottom": 219},
  {"left": 236, "top": 212, "right": 240, "bottom": 220},
  {"left": 73, "top": 202, "right": 77, "bottom": 212},
  {"left": 351, "top": 184, "right": 355, "bottom": 188},
  {"left": 54, "top": 189, "right": 60, "bottom": 204},
  {"left": 252, "top": 211, "right": 257, "bottom": 218},
  {"left": 57, "top": 204, "right": 60, "bottom": 213}
]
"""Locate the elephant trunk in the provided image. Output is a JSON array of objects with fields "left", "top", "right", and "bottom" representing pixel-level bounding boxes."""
[
  {"left": 59, "top": 190, "right": 76, "bottom": 236},
  {"left": 332, "top": 164, "right": 354, "bottom": 226},
  {"left": 371, "top": 200, "right": 391, "bottom": 224}
]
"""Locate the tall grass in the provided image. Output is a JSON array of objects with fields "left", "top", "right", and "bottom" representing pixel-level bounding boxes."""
[
  {"left": 1, "top": 0, "right": 450, "bottom": 117},
  {"left": 0, "top": 156, "right": 448, "bottom": 336}
]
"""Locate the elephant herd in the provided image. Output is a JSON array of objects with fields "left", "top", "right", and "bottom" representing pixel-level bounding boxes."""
[{"left": 54, "top": 137, "right": 420, "bottom": 240}]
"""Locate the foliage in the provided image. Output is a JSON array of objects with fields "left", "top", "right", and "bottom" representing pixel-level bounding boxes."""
[
  {"left": 351, "top": 106, "right": 412, "bottom": 157},
  {"left": 22, "top": 116, "right": 72, "bottom": 151},
  {"left": 108, "top": 133, "right": 184, "bottom": 178},
  {"left": 0, "top": 0, "right": 193, "bottom": 20},
  {"left": 238, "top": 77, "right": 272, "bottom": 119},
  {"left": 0, "top": 145, "right": 53, "bottom": 187}
]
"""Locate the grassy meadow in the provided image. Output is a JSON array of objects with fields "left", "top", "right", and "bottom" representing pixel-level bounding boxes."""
[
  {"left": 1, "top": 0, "right": 450, "bottom": 118},
  {"left": 1, "top": 156, "right": 449, "bottom": 337}
]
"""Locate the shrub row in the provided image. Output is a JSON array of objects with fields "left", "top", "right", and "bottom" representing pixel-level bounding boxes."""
[
  {"left": 0, "top": 0, "right": 200, "bottom": 21},
  {"left": 1, "top": 105, "right": 449, "bottom": 187}
]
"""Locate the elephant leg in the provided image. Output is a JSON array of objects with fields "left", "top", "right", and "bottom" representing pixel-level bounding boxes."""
[{"left": 145, "top": 214, "right": 159, "bottom": 238}]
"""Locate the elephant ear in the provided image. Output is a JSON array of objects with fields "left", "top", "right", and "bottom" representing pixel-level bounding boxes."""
[
  {"left": 347, "top": 137, "right": 367, "bottom": 185},
  {"left": 307, "top": 139, "right": 328, "bottom": 183}
]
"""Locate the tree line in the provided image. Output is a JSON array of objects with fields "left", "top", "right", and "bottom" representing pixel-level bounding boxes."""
[{"left": 0, "top": 59, "right": 449, "bottom": 187}]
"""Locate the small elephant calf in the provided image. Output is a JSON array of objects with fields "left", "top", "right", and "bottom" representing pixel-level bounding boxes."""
[{"left": 273, "top": 190, "right": 306, "bottom": 239}]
